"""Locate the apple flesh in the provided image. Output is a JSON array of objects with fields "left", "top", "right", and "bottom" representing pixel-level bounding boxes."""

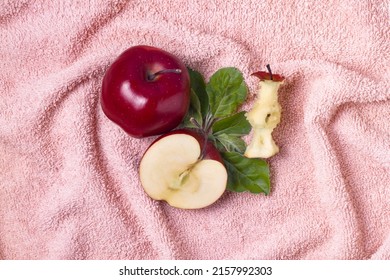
[
  {"left": 245, "top": 65, "right": 285, "bottom": 158},
  {"left": 101, "top": 45, "right": 190, "bottom": 138},
  {"left": 139, "top": 129, "right": 227, "bottom": 209}
]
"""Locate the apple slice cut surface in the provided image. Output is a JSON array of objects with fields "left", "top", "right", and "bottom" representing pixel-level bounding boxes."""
[{"left": 139, "top": 134, "right": 227, "bottom": 209}]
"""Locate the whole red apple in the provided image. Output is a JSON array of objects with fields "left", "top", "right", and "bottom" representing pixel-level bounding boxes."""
[
  {"left": 101, "top": 45, "right": 190, "bottom": 138},
  {"left": 139, "top": 129, "right": 227, "bottom": 209}
]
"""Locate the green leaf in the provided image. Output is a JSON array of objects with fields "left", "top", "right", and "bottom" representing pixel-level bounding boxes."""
[
  {"left": 188, "top": 68, "right": 209, "bottom": 118},
  {"left": 212, "top": 111, "right": 251, "bottom": 137},
  {"left": 222, "top": 152, "right": 270, "bottom": 194},
  {"left": 214, "top": 133, "right": 247, "bottom": 154},
  {"left": 206, "top": 67, "right": 247, "bottom": 118},
  {"left": 180, "top": 88, "right": 202, "bottom": 128}
]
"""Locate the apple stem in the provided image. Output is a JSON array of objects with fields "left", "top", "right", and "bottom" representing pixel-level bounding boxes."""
[
  {"left": 147, "top": 69, "right": 182, "bottom": 81},
  {"left": 266, "top": 64, "right": 273, "bottom": 80}
]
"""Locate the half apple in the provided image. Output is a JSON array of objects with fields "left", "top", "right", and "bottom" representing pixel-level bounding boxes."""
[{"left": 139, "top": 129, "right": 227, "bottom": 209}]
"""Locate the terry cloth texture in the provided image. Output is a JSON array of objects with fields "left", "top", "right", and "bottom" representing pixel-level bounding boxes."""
[{"left": 0, "top": 0, "right": 389, "bottom": 259}]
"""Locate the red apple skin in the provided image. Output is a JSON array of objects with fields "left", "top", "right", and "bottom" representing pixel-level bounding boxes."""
[
  {"left": 101, "top": 45, "right": 190, "bottom": 138},
  {"left": 251, "top": 71, "right": 285, "bottom": 82},
  {"left": 148, "top": 128, "right": 224, "bottom": 164}
]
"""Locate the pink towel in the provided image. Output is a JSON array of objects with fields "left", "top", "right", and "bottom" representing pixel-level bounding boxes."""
[{"left": 1, "top": 0, "right": 389, "bottom": 260}]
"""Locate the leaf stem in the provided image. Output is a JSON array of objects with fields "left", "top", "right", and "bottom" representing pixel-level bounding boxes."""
[
  {"left": 189, "top": 117, "right": 202, "bottom": 129},
  {"left": 199, "top": 132, "right": 208, "bottom": 160},
  {"left": 190, "top": 115, "right": 217, "bottom": 160}
]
